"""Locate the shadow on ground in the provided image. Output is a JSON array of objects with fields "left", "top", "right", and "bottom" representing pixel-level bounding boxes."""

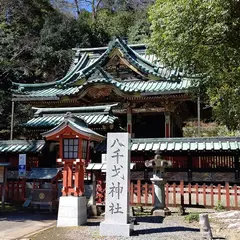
[
  {"left": 0, "top": 212, "right": 57, "bottom": 223},
  {"left": 133, "top": 226, "right": 200, "bottom": 236},
  {"left": 136, "top": 216, "right": 164, "bottom": 223}
]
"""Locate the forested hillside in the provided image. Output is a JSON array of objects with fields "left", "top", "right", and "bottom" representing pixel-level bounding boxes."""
[{"left": 0, "top": 0, "right": 152, "bottom": 138}]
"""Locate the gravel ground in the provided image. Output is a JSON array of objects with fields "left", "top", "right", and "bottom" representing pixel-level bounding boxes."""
[
  {"left": 29, "top": 216, "right": 202, "bottom": 240},
  {"left": 27, "top": 208, "right": 240, "bottom": 240},
  {"left": 28, "top": 208, "right": 207, "bottom": 240}
]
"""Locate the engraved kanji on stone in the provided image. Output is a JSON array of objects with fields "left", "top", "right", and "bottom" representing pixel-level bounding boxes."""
[
  {"left": 109, "top": 202, "right": 124, "bottom": 214},
  {"left": 111, "top": 165, "right": 124, "bottom": 180},
  {"left": 111, "top": 138, "right": 125, "bottom": 148},
  {"left": 111, "top": 149, "right": 124, "bottom": 164},
  {"left": 109, "top": 182, "right": 123, "bottom": 200}
]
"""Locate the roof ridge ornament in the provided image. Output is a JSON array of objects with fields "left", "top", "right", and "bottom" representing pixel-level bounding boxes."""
[{"left": 64, "top": 112, "right": 73, "bottom": 121}]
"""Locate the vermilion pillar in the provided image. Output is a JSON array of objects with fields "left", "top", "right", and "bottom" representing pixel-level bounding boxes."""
[{"left": 165, "top": 112, "right": 171, "bottom": 138}]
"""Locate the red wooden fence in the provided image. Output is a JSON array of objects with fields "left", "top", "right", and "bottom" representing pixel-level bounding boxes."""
[
  {"left": 2, "top": 179, "right": 240, "bottom": 209},
  {"left": 130, "top": 180, "right": 240, "bottom": 209},
  {"left": 0, "top": 180, "right": 26, "bottom": 202}
]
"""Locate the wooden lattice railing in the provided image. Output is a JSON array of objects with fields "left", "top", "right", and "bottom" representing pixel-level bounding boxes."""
[
  {"left": 0, "top": 180, "right": 26, "bottom": 202},
  {"left": 130, "top": 180, "right": 240, "bottom": 209}
]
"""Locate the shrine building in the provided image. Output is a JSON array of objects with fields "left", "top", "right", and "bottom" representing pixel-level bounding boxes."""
[{"left": 1, "top": 37, "right": 239, "bottom": 190}]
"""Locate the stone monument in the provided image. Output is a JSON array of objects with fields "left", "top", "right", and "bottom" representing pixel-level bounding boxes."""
[
  {"left": 145, "top": 149, "right": 172, "bottom": 216},
  {"left": 100, "top": 132, "right": 133, "bottom": 237}
]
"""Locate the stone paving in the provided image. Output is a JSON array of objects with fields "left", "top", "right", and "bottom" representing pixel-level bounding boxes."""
[{"left": 0, "top": 212, "right": 56, "bottom": 240}]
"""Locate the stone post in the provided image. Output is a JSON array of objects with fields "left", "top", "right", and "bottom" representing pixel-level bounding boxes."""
[
  {"left": 100, "top": 133, "right": 133, "bottom": 237},
  {"left": 199, "top": 214, "right": 213, "bottom": 240},
  {"left": 151, "top": 178, "right": 165, "bottom": 210}
]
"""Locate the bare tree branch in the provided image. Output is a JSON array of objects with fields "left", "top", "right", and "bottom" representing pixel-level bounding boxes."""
[{"left": 74, "top": 0, "right": 81, "bottom": 15}]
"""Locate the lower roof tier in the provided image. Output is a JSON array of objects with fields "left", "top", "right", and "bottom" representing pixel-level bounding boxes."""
[
  {"left": 24, "top": 104, "right": 118, "bottom": 128},
  {"left": 1, "top": 137, "right": 240, "bottom": 154}
]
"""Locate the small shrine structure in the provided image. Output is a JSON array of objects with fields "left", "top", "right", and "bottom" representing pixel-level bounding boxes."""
[
  {"left": 42, "top": 113, "right": 104, "bottom": 226},
  {"left": 28, "top": 168, "right": 61, "bottom": 213}
]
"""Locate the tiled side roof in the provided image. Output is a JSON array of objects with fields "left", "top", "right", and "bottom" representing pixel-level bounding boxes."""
[
  {"left": 25, "top": 114, "right": 117, "bottom": 128},
  {"left": 0, "top": 140, "right": 45, "bottom": 153},
  {"left": 131, "top": 137, "right": 240, "bottom": 152},
  {"left": 28, "top": 168, "right": 60, "bottom": 179},
  {"left": 24, "top": 104, "right": 118, "bottom": 128},
  {"left": 94, "top": 137, "right": 240, "bottom": 153}
]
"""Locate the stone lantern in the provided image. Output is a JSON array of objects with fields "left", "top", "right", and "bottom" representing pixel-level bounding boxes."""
[{"left": 145, "top": 149, "right": 172, "bottom": 216}]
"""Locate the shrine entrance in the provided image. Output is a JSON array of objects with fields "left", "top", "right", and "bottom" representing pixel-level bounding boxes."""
[{"left": 133, "top": 113, "right": 165, "bottom": 138}]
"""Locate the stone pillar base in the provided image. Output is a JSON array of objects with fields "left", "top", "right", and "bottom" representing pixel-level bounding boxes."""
[
  {"left": 87, "top": 204, "right": 98, "bottom": 216},
  {"left": 57, "top": 196, "right": 87, "bottom": 227},
  {"left": 152, "top": 207, "right": 171, "bottom": 216},
  {"left": 100, "top": 221, "right": 133, "bottom": 237}
]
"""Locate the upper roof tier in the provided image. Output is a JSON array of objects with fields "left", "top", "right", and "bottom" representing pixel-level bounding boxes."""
[
  {"left": 24, "top": 104, "right": 119, "bottom": 128},
  {"left": 12, "top": 37, "right": 195, "bottom": 102}
]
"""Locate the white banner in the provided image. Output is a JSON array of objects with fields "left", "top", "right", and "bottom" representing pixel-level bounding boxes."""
[{"left": 19, "top": 154, "right": 26, "bottom": 176}]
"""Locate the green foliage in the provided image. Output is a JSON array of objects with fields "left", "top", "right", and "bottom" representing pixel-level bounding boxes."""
[
  {"left": 214, "top": 201, "right": 225, "bottom": 211},
  {"left": 128, "top": 11, "right": 151, "bottom": 43},
  {"left": 184, "top": 213, "right": 200, "bottom": 223},
  {"left": 148, "top": 0, "right": 240, "bottom": 130},
  {"left": 183, "top": 122, "right": 240, "bottom": 137},
  {"left": 0, "top": 0, "right": 151, "bottom": 139}
]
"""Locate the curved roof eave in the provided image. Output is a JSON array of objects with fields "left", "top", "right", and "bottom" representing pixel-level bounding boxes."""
[{"left": 11, "top": 52, "right": 89, "bottom": 90}]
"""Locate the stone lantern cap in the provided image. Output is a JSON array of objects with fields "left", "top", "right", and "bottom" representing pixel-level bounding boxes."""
[{"left": 145, "top": 149, "right": 172, "bottom": 170}]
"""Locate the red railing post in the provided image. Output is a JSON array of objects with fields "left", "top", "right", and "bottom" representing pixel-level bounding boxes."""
[
  {"left": 180, "top": 180, "right": 184, "bottom": 207},
  {"left": 166, "top": 183, "right": 169, "bottom": 207},
  {"left": 130, "top": 182, "right": 134, "bottom": 204},
  {"left": 225, "top": 182, "right": 230, "bottom": 208},
  {"left": 173, "top": 182, "right": 176, "bottom": 207},
  {"left": 210, "top": 184, "right": 214, "bottom": 208},
  {"left": 137, "top": 180, "right": 141, "bottom": 204},
  {"left": 188, "top": 183, "right": 191, "bottom": 206},
  {"left": 218, "top": 184, "right": 221, "bottom": 203},
  {"left": 196, "top": 183, "right": 199, "bottom": 205},
  {"left": 203, "top": 183, "right": 206, "bottom": 206},
  {"left": 234, "top": 184, "right": 238, "bottom": 208}
]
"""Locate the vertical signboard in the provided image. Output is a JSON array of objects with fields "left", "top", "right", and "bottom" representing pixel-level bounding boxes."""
[
  {"left": 100, "top": 132, "right": 132, "bottom": 237},
  {"left": 19, "top": 154, "right": 26, "bottom": 177}
]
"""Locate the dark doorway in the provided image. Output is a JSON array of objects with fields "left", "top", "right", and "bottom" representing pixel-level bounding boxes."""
[
  {"left": 39, "top": 141, "right": 59, "bottom": 167},
  {"left": 133, "top": 113, "right": 165, "bottom": 138}
]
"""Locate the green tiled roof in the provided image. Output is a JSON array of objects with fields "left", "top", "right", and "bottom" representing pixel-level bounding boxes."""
[
  {"left": 13, "top": 75, "right": 191, "bottom": 100},
  {"left": 42, "top": 113, "right": 105, "bottom": 141},
  {"left": 28, "top": 168, "right": 60, "bottom": 179},
  {"left": 0, "top": 140, "right": 45, "bottom": 153},
  {"left": 0, "top": 162, "right": 11, "bottom": 167},
  {"left": 25, "top": 114, "right": 117, "bottom": 128},
  {"left": 12, "top": 37, "right": 194, "bottom": 101},
  {"left": 131, "top": 137, "right": 240, "bottom": 152},
  {"left": 25, "top": 104, "right": 118, "bottom": 128}
]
